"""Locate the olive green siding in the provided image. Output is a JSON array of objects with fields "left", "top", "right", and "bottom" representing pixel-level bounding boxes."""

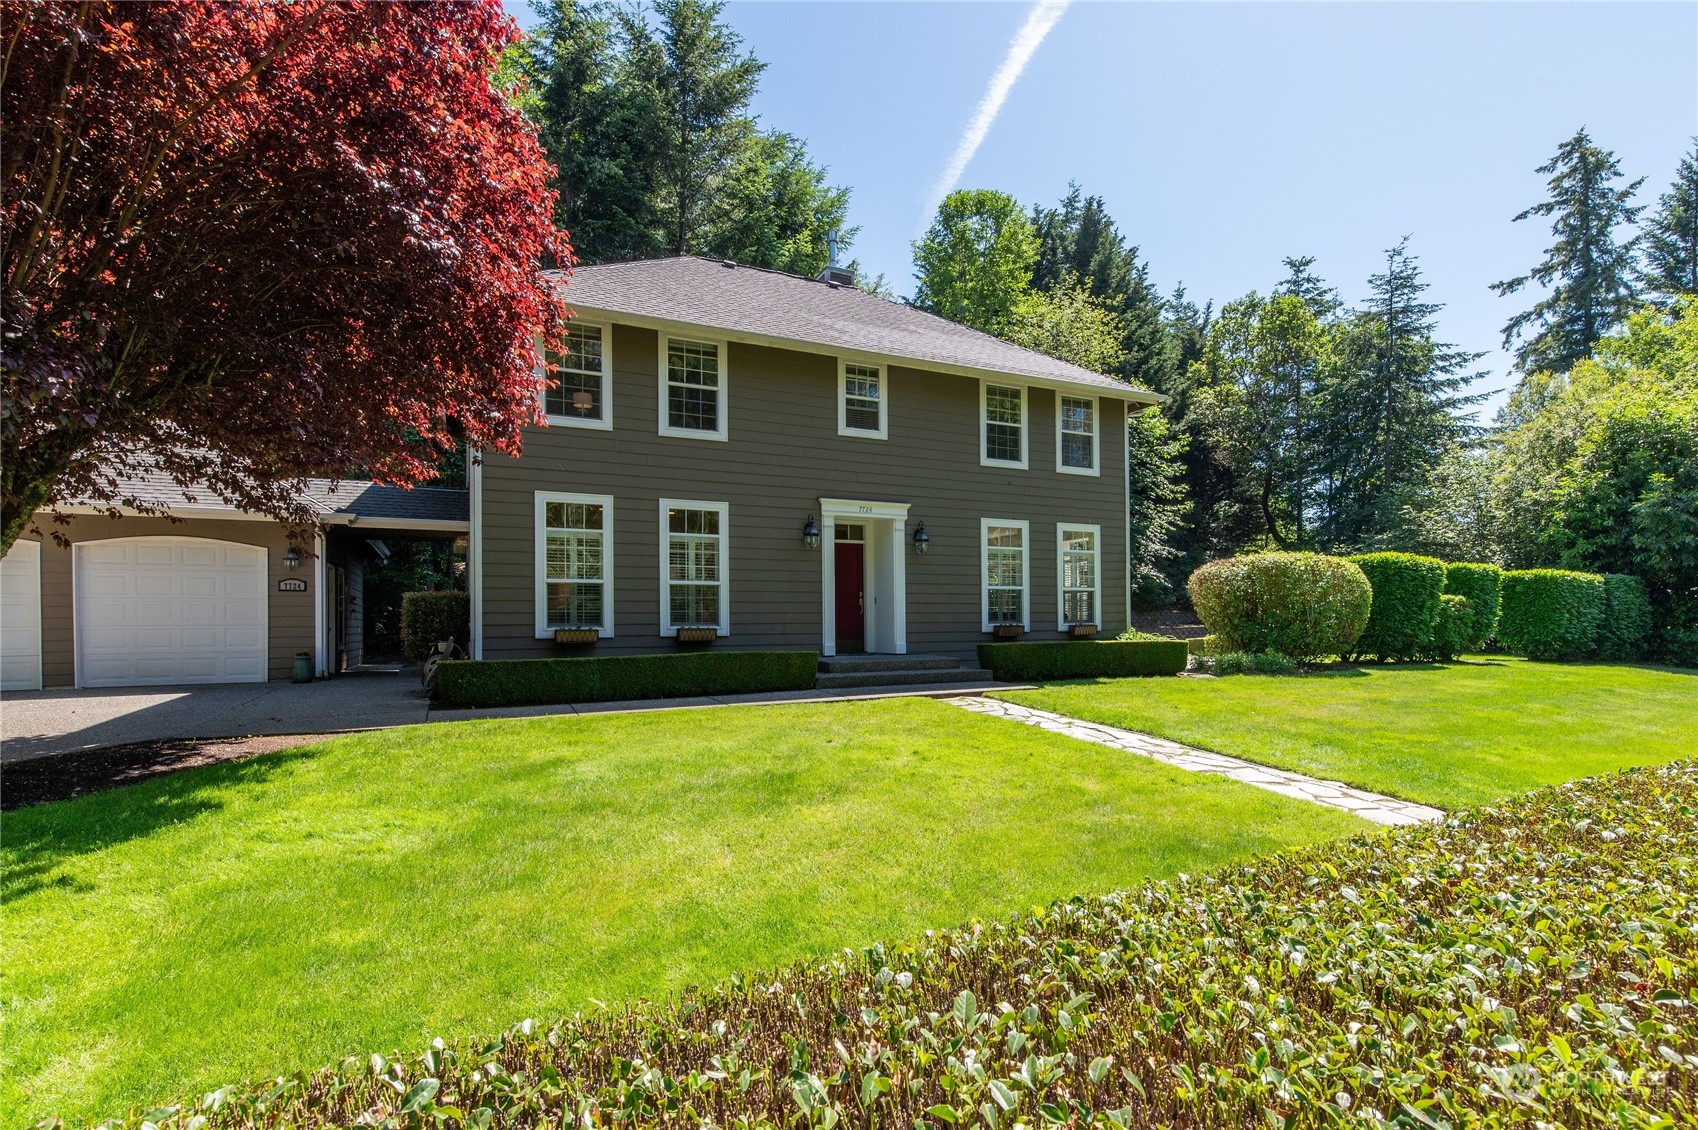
[{"left": 479, "top": 323, "right": 1130, "bottom": 661}]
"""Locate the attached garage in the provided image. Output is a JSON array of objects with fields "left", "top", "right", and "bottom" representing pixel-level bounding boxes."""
[
  {"left": 1, "top": 539, "right": 43, "bottom": 691},
  {"left": 75, "top": 537, "right": 269, "bottom": 687}
]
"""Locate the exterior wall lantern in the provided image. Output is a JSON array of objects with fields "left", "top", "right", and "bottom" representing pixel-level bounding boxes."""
[
  {"left": 913, "top": 522, "right": 930, "bottom": 555},
  {"left": 802, "top": 514, "right": 822, "bottom": 550},
  {"left": 284, "top": 546, "right": 303, "bottom": 569}
]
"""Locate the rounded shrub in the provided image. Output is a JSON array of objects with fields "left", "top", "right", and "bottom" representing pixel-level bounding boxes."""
[
  {"left": 1443, "top": 562, "right": 1503, "bottom": 647},
  {"left": 1418, "top": 594, "right": 1474, "bottom": 662},
  {"left": 1597, "top": 573, "right": 1653, "bottom": 660},
  {"left": 1187, "top": 552, "right": 1372, "bottom": 663},
  {"left": 1497, "top": 569, "right": 1604, "bottom": 660},
  {"left": 1345, "top": 552, "right": 1446, "bottom": 661}
]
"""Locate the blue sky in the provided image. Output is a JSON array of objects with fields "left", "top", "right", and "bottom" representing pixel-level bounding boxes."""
[{"left": 505, "top": 2, "right": 1698, "bottom": 413}]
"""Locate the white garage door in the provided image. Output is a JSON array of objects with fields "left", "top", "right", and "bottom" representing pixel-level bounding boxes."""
[
  {"left": 1, "top": 540, "right": 43, "bottom": 691},
  {"left": 76, "top": 537, "right": 268, "bottom": 687}
]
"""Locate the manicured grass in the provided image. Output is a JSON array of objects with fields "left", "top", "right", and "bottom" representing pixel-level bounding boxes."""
[
  {"left": 0, "top": 697, "right": 1362, "bottom": 1124},
  {"left": 1001, "top": 657, "right": 1697, "bottom": 809}
]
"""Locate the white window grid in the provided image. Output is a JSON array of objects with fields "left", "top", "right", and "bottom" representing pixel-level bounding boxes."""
[
  {"left": 1057, "top": 524, "right": 1101, "bottom": 627},
  {"left": 659, "top": 337, "right": 728, "bottom": 441},
  {"left": 543, "top": 324, "right": 611, "bottom": 430},
  {"left": 838, "top": 359, "right": 887, "bottom": 438},
  {"left": 660, "top": 499, "right": 729, "bottom": 633},
  {"left": 980, "top": 382, "right": 1027, "bottom": 468},
  {"left": 981, "top": 518, "right": 1031, "bottom": 630},
  {"left": 534, "top": 492, "right": 613, "bottom": 637},
  {"left": 1057, "top": 395, "right": 1099, "bottom": 475}
]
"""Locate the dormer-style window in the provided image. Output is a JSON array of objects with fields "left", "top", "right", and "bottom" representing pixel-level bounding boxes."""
[
  {"left": 838, "top": 361, "right": 887, "bottom": 438},
  {"left": 1057, "top": 395, "right": 1098, "bottom": 475},
  {"left": 980, "top": 383, "right": 1027, "bottom": 468},
  {"left": 544, "top": 324, "right": 611, "bottom": 430},
  {"left": 660, "top": 336, "right": 728, "bottom": 441}
]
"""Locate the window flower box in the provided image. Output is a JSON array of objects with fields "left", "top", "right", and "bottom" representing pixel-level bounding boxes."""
[
  {"left": 676, "top": 627, "right": 719, "bottom": 643},
  {"left": 553, "top": 628, "right": 600, "bottom": 645},
  {"left": 992, "top": 623, "right": 1025, "bottom": 640},
  {"left": 1067, "top": 623, "right": 1098, "bottom": 639}
]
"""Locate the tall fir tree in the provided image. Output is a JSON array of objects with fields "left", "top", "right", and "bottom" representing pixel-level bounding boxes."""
[
  {"left": 1642, "top": 139, "right": 1698, "bottom": 305},
  {"left": 1492, "top": 128, "right": 1645, "bottom": 372},
  {"left": 700, "top": 130, "right": 853, "bottom": 277},
  {"left": 1274, "top": 255, "right": 1342, "bottom": 320}
]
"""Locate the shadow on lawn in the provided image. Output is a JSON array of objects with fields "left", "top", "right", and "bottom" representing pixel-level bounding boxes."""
[{"left": 1, "top": 750, "right": 314, "bottom": 902}]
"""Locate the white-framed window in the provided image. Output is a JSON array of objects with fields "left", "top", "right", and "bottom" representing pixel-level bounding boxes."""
[
  {"left": 543, "top": 323, "right": 612, "bottom": 430},
  {"left": 837, "top": 359, "right": 888, "bottom": 439},
  {"left": 1057, "top": 524, "right": 1101, "bottom": 627},
  {"left": 1056, "top": 395, "right": 1099, "bottom": 475},
  {"left": 659, "top": 336, "right": 728, "bottom": 441},
  {"left": 660, "top": 499, "right": 729, "bottom": 634},
  {"left": 980, "top": 382, "right": 1027, "bottom": 468},
  {"left": 535, "top": 492, "right": 613, "bottom": 637},
  {"left": 981, "top": 518, "right": 1030, "bottom": 631}
]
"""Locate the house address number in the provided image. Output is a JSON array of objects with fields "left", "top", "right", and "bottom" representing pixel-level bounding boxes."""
[{"left": 277, "top": 577, "right": 308, "bottom": 592}]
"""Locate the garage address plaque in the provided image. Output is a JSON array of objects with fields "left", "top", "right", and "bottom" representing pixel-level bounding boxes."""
[{"left": 277, "top": 577, "right": 308, "bottom": 592}]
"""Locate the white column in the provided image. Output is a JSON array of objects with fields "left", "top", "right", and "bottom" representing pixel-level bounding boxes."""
[
  {"left": 468, "top": 449, "right": 484, "bottom": 660},
  {"left": 892, "top": 519, "right": 908, "bottom": 654},
  {"left": 313, "top": 532, "right": 328, "bottom": 677}
]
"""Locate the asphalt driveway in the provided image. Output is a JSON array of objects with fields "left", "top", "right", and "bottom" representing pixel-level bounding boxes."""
[{"left": 0, "top": 668, "right": 430, "bottom": 762}]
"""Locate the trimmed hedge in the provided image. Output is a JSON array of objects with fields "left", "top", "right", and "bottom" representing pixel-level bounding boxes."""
[
  {"left": 1186, "top": 552, "right": 1372, "bottom": 663},
  {"left": 434, "top": 650, "right": 819, "bottom": 707},
  {"left": 977, "top": 639, "right": 1189, "bottom": 680},
  {"left": 1497, "top": 569, "right": 1604, "bottom": 660},
  {"left": 1419, "top": 594, "right": 1474, "bottom": 662},
  {"left": 1598, "top": 573, "right": 1654, "bottom": 660},
  {"left": 1443, "top": 562, "right": 1502, "bottom": 647},
  {"left": 1345, "top": 552, "right": 1446, "bottom": 661},
  {"left": 400, "top": 591, "right": 470, "bottom": 662}
]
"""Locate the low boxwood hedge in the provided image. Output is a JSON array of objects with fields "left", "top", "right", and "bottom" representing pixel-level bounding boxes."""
[
  {"left": 434, "top": 650, "right": 819, "bottom": 707},
  {"left": 1443, "top": 561, "right": 1502, "bottom": 646},
  {"left": 1345, "top": 552, "right": 1446, "bottom": 661},
  {"left": 1598, "top": 572, "right": 1654, "bottom": 660},
  {"left": 121, "top": 762, "right": 1698, "bottom": 1130},
  {"left": 1186, "top": 552, "right": 1372, "bottom": 662},
  {"left": 977, "top": 638, "right": 1189, "bottom": 680},
  {"left": 1498, "top": 569, "right": 1605, "bottom": 660}
]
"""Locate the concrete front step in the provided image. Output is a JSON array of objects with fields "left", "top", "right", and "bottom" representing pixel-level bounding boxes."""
[
  {"left": 816, "top": 667, "right": 992, "bottom": 690},
  {"left": 817, "top": 653, "right": 962, "bottom": 674}
]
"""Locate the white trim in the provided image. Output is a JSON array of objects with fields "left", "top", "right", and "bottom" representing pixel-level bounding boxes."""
[
  {"left": 0, "top": 539, "right": 43, "bottom": 691},
  {"left": 659, "top": 498, "right": 730, "bottom": 636},
  {"left": 542, "top": 321, "right": 614, "bottom": 431},
  {"left": 534, "top": 491, "right": 615, "bottom": 638},
  {"left": 818, "top": 498, "right": 911, "bottom": 657},
  {"left": 469, "top": 450, "right": 484, "bottom": 659},
  {"left": 321, "top": 514, "right": 469, "bottom": 533},
  {"left": 836, "top": 358, "right": 889, "bottom": 440},
  {"left": 1122, "top": 410, "right": 1132, "bottom": 635},
  {"left": 313, "top": 532, "right": 328, "bottom": 676},
  {"left": 51, "top": 504, "right": 468, "bottom": 533},
  {"left": 1056, "top": 523, "right": 1103, "bottom": 629},
  {"left": 1055, "top": 394, "right": 1101, "bottom": 477},
  {"left": 980, "top": 517, "right": 1031, "bottom": 632},
  {"left": 979, "top": 381, "right": 1028, "bottom": 469},
  {"left": 658, "top": 334, "right": 729, "bottom": 442},
  {"left": 566, "top": 303, "right": 1164, "bottom": 406}
]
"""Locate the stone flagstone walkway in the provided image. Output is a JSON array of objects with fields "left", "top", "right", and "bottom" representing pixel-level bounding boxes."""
[{"left": 953, "top": 697, "right": 1446, "bottom": 827}]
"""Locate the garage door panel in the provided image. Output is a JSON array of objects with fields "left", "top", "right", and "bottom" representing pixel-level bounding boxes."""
[
  {"left": 76, "top": 537, "right": 270, "bottom": 687},
  {"left": 1, "top": 541, "right": 42, "bottom": 691}
]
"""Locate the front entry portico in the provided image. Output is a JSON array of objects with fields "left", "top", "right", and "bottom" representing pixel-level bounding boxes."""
[{"left": 818, "top": 498, "right": 909, "bottom": 657}]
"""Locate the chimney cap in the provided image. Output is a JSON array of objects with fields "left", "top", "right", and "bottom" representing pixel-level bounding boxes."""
[{"left": 816, "top": 230, "right": 854, "bottom": 287}]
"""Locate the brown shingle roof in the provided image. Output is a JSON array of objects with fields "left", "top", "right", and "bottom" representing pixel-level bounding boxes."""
[
  {"left": 552, "top": 256, "right": 1159, "bottom": 400},
  {"left": 64, "top": 466, "right": 468, "bottom": 527}
]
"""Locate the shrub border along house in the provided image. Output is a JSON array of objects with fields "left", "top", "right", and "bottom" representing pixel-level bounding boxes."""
[
  {"left": 977, "top": 639, "right": 1189, "bottom": 681},
  {"left": 1498, "top": 569, "right": 1605, "bottom": 661},
  {"left": 1345, "top": 552, "right": 1445, "bottom": 661},
  {"left": 434, "top": 651, "right": 819, "bottom": 708}
]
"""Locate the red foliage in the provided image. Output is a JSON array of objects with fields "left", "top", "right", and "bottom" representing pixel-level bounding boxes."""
[{"left": 0, "top": 0, "right": 568, "bottom": 551}]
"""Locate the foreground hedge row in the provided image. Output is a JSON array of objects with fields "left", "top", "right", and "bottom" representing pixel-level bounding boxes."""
[
  {"left": 434, "top": 651, "right": 818, "bottom": 707},
  {"left": 108, "top": 763, "right": 1698, "bottom": 1130},
  {"left": 977, "top": 639, "right": 1189, "bottom": 680}
]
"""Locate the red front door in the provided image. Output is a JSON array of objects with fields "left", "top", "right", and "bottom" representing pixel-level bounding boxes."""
[{"left": 835, "top": 542, "right": 865, "bottom": 650}]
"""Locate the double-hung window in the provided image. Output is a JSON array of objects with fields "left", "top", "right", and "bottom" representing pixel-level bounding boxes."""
[
  {"left": 660, "top": 336, "right": 728, "bottom": 440},
  {"left": 838, "top": 360, "right": 887, "bottom": 438},
  {"left": 661, "top": 500, "right": 728, "bottom": 634},
  {"left": 1057, "top": 395, "right": 1098, "bottom": 474},
  {"left": 1058, "top": 525, "right": 1101, "bottom": 627},
  {"left": 981, "top": 383, "right": 1027, "bottom": 468},
  {"left": 981, "top": 519, "right": 1030, "bottom": 630},
  {"left": 535, "top": 492, "right": 612, "bottom": 637},
  {"left": 543, "top": 324, "right": 610, "bottom": 429}
]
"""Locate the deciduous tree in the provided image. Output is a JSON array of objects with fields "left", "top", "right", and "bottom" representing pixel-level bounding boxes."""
[{"left": 912, "top": 189, "right": 1037, "bottom": 336}]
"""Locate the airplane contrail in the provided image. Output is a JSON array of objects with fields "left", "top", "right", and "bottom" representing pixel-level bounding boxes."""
[{"left": 916, "top": 0, "right": 1072, "bottom": 236}]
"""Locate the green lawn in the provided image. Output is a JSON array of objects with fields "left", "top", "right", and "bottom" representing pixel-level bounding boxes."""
[
  {"left": 1000, "top": 657, "right": 1697, "bottom": 809},
  {"left": 0, "top": 697, "right": 1361, "bottom": 1125}
]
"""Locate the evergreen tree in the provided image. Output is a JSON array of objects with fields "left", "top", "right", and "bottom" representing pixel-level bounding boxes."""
[
  {"left": 1642, "top": 139, "right": 1698, "bottom": 304},
  {"left": 1492, "top": 128, "right": 1645, "bottom": 372},
  {"left": 912, "top": 189, "right": 1037, "bottom": 335},
  {"left": 701, "top": 131, "right": 853, "bottom": 277},
  {"left": 1127, "top": 408, "right": 1191, "bottom": 607},
  {"left": 1275, "top": 255, "right": 1342, "bottom": 320}
]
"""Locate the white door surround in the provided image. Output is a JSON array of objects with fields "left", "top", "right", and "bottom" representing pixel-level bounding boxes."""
[
  {"left": 818, "top": 497, "right": 909, "bottom": 657},
  {"left": 1, "top": 540, "right": 43, "bottom": 691},
  {"left": 74, "top": 536, "right": 269, "bottom": 687}
]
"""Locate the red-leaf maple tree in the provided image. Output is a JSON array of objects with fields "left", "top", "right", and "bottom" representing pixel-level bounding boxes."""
[{"left": 0, "top": 0, "right": 569, "bottom": 556}]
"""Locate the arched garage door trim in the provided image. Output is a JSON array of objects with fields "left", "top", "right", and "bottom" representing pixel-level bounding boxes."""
[{"left": 74, "top": 536, "right": 269, "bottom": 688}]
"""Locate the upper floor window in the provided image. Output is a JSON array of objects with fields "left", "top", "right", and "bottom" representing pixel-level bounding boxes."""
[
  {"left": 660, "top": 336, "right": 727, "bottom": 441},
  {"left": 981, "top": 519, "right": 1030, "bottom": 630},
  {"left": 544, "top": 324, "right": 611, "bottom": 430},
  {"left": 1057, "top": 395, "right": 1098, "bottom": 475},
  {"left": 981, "top": 383, "right": 1027, "bottom": 468},
  {"left": 838, "top": 361, "right": 887, "bottom": 439},
  {"left": 535, "top": 492, "right": 612, "bottom": 637},
  {"left": 1058, "top": 525, "right": 1100, "bottom": 627},
  {"left": 662, "top": 500, "right": 729, "bottom": 634}
]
